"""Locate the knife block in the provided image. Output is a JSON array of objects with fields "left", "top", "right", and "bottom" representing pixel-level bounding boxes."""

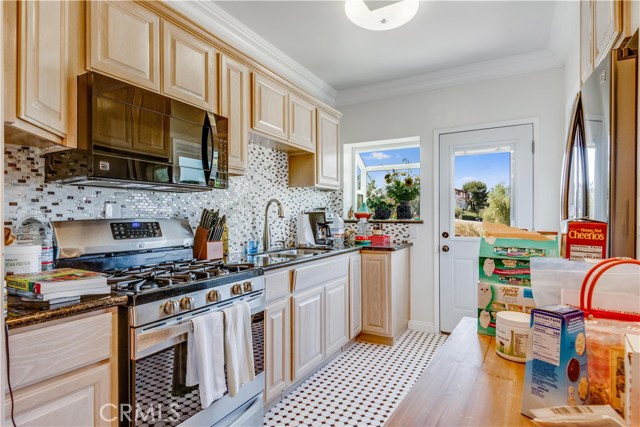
[{"left": 193, "top": 226, "right": 223, "bottom": 260}]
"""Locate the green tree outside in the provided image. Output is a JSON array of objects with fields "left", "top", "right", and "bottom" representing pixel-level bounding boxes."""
[
  {"left": 462, "top": 181, "right": 488, "bottom": 214},
  {"left": 482, "top": 183, "right": 511, "bottom": 225}
]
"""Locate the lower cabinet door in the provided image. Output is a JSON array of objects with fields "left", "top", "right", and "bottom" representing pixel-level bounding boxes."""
[
  {"left": 7, "top": 363, "right": 112, "bottom": 426},
  {"left": 325, "top": 278, "right": 349, "bottom": 355},
  {"left": 292, "top": 286, "right": 324, "bottom": 381},
  {"left": 361, "top": 253, "right": 391, "bottom": 336},
  {"left": 265, "top": 297, "right": 291, "bottom": 402}
]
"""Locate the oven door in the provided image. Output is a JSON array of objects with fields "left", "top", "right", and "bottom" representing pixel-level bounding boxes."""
[{"left": 129, "top": 291, "right": 264, "bottom": 427}]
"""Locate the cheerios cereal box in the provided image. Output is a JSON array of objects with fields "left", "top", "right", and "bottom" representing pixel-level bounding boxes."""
[
  {"left": 477, "top": 282, "right": 536, "bottom": 336},
  {"left": 521, "top": 305, "right": 589, "bottom": 418}
]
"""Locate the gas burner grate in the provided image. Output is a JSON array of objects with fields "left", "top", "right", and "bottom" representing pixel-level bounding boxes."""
[{"left": 105, "top": 259, "right": 254, "bottom": 294}]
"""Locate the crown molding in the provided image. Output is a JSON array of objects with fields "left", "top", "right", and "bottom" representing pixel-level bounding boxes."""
[
  {"left": 167, "top": 1, "right": 338, "bottom": 106},
  {"left": 334, "top": 49, "right": 564, "bottom": 107},
  {"left": 548, "top": 0, "right": 579, "bottom": 63}
]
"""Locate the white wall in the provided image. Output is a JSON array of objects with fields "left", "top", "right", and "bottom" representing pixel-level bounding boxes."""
[{"left": 339, "top": 68, "right": 566, "bottom": 330}]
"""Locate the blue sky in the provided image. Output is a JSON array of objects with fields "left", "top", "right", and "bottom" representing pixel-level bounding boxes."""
[
  {"left": 454, "top": 152, "right": 511, "bottom": 190},
  {"left": 359, "top": 147, "right": 420, "bottom": 190},
  {"left": 361, "top": 147, "right": 420, "bottom": 167}
]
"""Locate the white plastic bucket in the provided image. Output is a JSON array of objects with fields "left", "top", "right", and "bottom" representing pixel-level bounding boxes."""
[
  {"left": 495, "top": 311, "right": 531, "bottom": 363},
  {"left": 5, "top": 244, "right": 41, "bottom": 274}
]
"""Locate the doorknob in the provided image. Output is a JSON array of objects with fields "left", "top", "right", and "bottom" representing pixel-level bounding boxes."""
[
  {"left": 442, "top": 245, "right": 450, "bottom": 252},
  {"left": 442, "top": 231, "right": 449, "bottom": 238}
]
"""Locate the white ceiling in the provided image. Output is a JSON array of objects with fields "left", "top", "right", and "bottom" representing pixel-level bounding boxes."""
[{"left": 214, "top": 1, "right": 559, "bottom": 92}]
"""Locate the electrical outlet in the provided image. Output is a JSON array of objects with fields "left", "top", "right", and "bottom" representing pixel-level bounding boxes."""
[
  {"left": 410, "top": 224, "right": 418, "bottom": 240},
  {"left": 104, "top": 202, "right": 121, "bottom": 219}
]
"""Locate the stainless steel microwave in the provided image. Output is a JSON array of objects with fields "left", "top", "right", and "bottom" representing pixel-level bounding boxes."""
[{"left": 45, "top": 72, "right": 228, "bottom": 192}]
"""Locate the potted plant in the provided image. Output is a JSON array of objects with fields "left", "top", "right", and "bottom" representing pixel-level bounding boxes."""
[
  {"left": 367, "top": 191, "right": 394, "bottom": 220},
  {"left": 385, "top": 167, "right": 420, "bottom": 220}
]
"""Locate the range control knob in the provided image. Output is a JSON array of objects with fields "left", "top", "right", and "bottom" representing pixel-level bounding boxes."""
[
  {"left": 180, "top": 296, "right": 195, "bottom": 310},
  {"left": 243, "top": 281, "right": 253, "bottom": 293},
  {"left": 207, "top": 290, "right": 221, "bottom": 302},
  {"left": 231, "top": 284, "right": 243, "bottom": 295},
  {"left": 163, "top": 300, "right": 179, "bottom": 315}
]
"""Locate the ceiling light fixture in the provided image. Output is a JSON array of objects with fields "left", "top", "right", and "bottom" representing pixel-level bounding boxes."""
[{"left": 345, "top": 0, "right": 419, "bottom": 31}]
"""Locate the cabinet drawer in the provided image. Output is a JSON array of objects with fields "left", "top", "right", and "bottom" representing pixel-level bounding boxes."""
[
  {"left": 293, "top": 256, "right": 349, "bottom": 292},
  {"left": 8, "top": 312, "right": 113, "bottom": 390},
  {"left": 265, "top": 269, "right": 292, "bottom": 302}
]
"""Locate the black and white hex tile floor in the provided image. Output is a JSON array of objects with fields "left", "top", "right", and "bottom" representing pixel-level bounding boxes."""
[{"left": 263, "top": 330, "right": 448, "bottom": 427}]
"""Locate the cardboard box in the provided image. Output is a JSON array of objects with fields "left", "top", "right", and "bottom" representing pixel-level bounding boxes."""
[
  {"left": 477, "top": 282, "right": 536, "bottom": 336},
  {"left": 561, "top": 219, "right": 608, "bottom": 260},
  {"left": 479, "top": 235, "right": 560, "bottom": 260},
  {"left": 522, "top": 305, "right": 589, "bottom": 418},
  {"left": 479, "top": 257, "right": 531, "bottom": 286}
]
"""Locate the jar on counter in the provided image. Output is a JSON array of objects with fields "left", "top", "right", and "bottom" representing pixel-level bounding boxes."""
[
  {"left": 15, "top": 217, "right": 54, "bottom": 271},
  {"left": 495, "top": 311, "right": 531, "bottom": 363}
]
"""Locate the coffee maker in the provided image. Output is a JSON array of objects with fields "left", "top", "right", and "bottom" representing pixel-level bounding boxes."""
[{"left": 297, "top": 210, "right": 333, "bottom": 246}]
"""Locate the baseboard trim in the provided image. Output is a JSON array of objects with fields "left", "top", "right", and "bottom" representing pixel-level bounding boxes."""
[{"left": 408, "top": 320, "right": 437, "bottom": 334}]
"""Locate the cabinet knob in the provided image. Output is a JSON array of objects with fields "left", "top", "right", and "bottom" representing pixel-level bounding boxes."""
[{"left": 164, "top": 300, "right": 179, "bottom": 315}]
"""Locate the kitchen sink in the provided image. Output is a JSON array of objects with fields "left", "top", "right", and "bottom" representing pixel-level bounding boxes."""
[
  {"left": 254, "top": 248, "right": 329, "bottom": 260},
  {"left": 270, "top": 248, "right": 329, "bottom": 256}
]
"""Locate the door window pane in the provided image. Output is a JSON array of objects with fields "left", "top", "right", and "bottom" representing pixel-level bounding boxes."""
[{"left": 453, "top": 150, "right": 511, "bottom": 237}]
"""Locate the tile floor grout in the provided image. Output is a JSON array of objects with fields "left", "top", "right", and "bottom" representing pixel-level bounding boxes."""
[{"left": 264, "top": 329, "right": 448, "bottom": 427}]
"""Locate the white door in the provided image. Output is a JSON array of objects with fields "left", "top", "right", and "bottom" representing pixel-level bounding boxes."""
[{"left": 438, "top": 124, "right": 534, "bottom": 333}]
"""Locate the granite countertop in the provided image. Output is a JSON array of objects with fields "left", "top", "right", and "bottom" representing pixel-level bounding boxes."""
[
  {"left": 227, "top": 242, "right": 413, "bottom": 271},
  {"left": 5, "top": 242, "right": 413, "bottom": 329},
  {"left": 6, "top": 294, "right": 128, "bottom": 330}
]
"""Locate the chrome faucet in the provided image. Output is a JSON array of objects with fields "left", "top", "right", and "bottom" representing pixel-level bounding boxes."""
[{"left": 263, "top": 199, "right": 285, "bottom": 252}]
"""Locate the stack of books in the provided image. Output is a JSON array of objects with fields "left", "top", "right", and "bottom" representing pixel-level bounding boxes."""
[{"left": 6, "top": 268, "right": 110, "bottom": 304}]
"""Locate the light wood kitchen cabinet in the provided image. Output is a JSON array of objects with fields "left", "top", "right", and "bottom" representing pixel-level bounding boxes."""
[
  {"left": 88, "top": 1, "right": 160, "bottom": 91},
  {"left": 161, "top": 20, "right": 217, "bottom": 111},
  {"left": 9, "top": 364, "right": 111, "bottom": 427},
  {"left": 360, "top": 248, "right": 410, "bottom": 345},
  {"left": 580, "top": 0, "right": 622, "bottom": 83},
  {"left": 349, "top": 253, "right": 362, "bottom": 339},
  {"left": 288, "top": 93, "right": 316, "bottom": 152},
  {"left": 292, "top": 285, "right": 325, "bottom": 380},
  {"left": 316, "top": 108, "right": 341, "bottom": 189},
  {"left": 4, "top": 309, "right": 118, "bottom": 426},
  {"left": 252, "top": 73, "right": 289, "bottom": 140},
  {"left": 220, "top": 54, "right": 250, "bottom": 175},
  {"left": 289, "top": 107, "right": 342, "bottom": 190},
  {"left": 325, "top": 277, "right": 349, "bottom": 355},
  {"left": 3, "top": 0, "right": 83, "bottom": 149},
  {"left": 264, "top": 297, "right": 291, "bottom": 403}
]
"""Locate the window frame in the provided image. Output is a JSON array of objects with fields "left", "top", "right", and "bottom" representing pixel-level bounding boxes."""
[{"left": 343, "top": 137, "right": 421, "bottom": 213}]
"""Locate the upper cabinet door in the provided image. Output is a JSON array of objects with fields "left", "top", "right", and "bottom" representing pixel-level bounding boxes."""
[
  {"left": 593, "top": 0, "right": 621, "bottom": 67},
  {"left": 161, "top": 21, "right": 217, "bottom": 111},
  {"left": 580, "top": 0, "right": 593, "bottom": 84},
  {"left": 252, "top": 73, "right": 289, "bottom": 140},
  {"left": 316, "top": 108, "right": 341, "bottom": 189},
  {"left": 19, "top": 0, "right": 68, "bottom": 136},
  {"left": 288, "top": 93, "right": 316, "bottom": 152},
  {"left": 88, "top": 1, "right": 160, "bottom": 91},
  {"left": 220, "top": 54, "right": 250, "bottom": 175}
]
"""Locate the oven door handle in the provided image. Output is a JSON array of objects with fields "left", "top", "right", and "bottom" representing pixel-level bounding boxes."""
[{"left": 136, "top": 321, "right": 192, "bottom": 358}]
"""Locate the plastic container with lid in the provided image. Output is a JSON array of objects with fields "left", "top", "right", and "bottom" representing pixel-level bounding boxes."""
[
  {"left": 495, "top": 311, "right": 531, "bottom": 363},
  {"left": 5, "top": 244, "right": 41, "bottom": 274},
  {"left": 15, "top": 217, "right": 53, "bottom": 271}
]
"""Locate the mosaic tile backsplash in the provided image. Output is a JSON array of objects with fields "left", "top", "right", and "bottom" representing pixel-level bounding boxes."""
[
  {"left": 4, "top": 143, "right": 413, "bottom": 253},
  {"left": 4, "top": 143, "right": 344, "bottom": 253}
]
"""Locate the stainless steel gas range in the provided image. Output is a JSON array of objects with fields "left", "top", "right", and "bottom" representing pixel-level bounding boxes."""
[{"left": 51, "top": 219, "right": 265, "bottom": 427}]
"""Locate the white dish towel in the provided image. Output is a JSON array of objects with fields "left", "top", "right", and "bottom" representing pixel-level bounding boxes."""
[
  {"left": 223, "top": 301, "right": 255, "bottom": 396},
  {"left": 185, "top": 310, "right": 227, "bottom": 409}
]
